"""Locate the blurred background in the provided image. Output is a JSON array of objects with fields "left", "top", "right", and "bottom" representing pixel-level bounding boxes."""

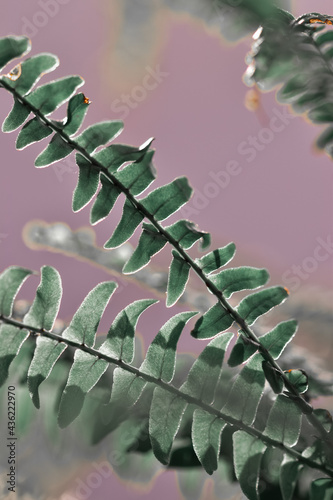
[{"left": 0, "top": 0, "right": 332, "bottom": 498}]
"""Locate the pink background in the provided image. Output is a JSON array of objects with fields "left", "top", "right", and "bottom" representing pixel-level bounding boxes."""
[{"left": 0, "top": 1, "right": 332, "bottom": 499}]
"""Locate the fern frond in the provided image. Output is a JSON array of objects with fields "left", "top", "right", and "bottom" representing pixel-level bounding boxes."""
[
  {"left": 0, "top": 34, "right": 330, "bottom": 447},
  {"left": 1, "top": 264, "right": 333, "bottom": 497},
  {"left": 244, "top": 9, "right": 333, "bottom": 159}
]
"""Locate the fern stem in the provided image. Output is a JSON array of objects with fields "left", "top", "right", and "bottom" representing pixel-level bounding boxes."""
[
  {"left": 1, "top": 313, "right": 333, "bottom": 478},
  {"left": 0, "top": 76, "right": 330, "bottom": 444}
]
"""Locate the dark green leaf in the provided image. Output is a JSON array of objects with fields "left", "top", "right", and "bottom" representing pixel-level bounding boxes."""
[
  {"left": 222, "top": 353, "right": 265, "bottom": 425},
  {"left": 58, "top": 350, "right": 108, "bottom": 428},
  {"left": 35, "top": 134, "right": 73, "bottom": 167},
  {"left": 27, "top": 336, "right": 67, "bottom": 408},
  {"left": 16, "top": 117, "right": 52, "bottom": 150},
  {"left": 62, "top": 281, "right": 117, "bottom": 347},
  {"left": 196, "top": 243, "right": 236, "bottom": 274},
  {"left": 228, "top": 335, "right": 258, "bottom": 367},
  {"left": 181, "top": 332, "right": 234, "bottom": 404},
  {"left": 2, "top": 98, "right": 30, "bottom": 132},
  {"left": 237, "top": 287, "right": 289, "bottom": 325},
  {"left": 0, "top": 324, "right": 29, "bottom": 387},
  {"left": 210, "top": 267, "right": 269, "bottom": 299},
  {"left": 141, "top": 311, "right": 197, "bottom": 383},
  {"left": 233, "top": 431, "right": 266, "bottom": 500},
  {"left": 25, "top": 76, "right": 84, "bottom": 115},
  {"left": 284, "top": 369, "right": 308, "bottom": 394},
  {"left": 165, "top": 220, "right": 211, "bottom": 250},
  {"left": 123, "top": 224, "right": 167, "bottom": 274},
  {"left": 62, "top": 93, "right": 90, "bottom": 136},
  {"left": 166, "top": 250, "right": 191, "bottom": 307},
  {"left": 191, "top": 302, "right": 233, "bottom": 340},
  {"left": 263, "top": 395, "right": 302, "bottom": 446},
  {"left": 75, "top": 121, "right": 123, "bottom": 154},
  {"left": 0, "top": 266, "right": 32, "bottom": 316},
  {"left": 262, "top": 361, "right": 284, "bottom": 394},
  {"left": 90, "top": 174, "right": 120, "bottom": 225},
  {"left": 308, "top": 103, "right": 333, "bottom": 123},
  {"left": 279, "top": 455, "right": 300, "bottom": 500},
  {"left": 104, "top": 199, "right": 144, "bottom": 249},
  {"left": 114, "top": 150, "right": 156, "bottom": 195},
  {"left": 3, "top": 53, "right": 58, "bottom": 95},
  {"left": 93, "top": 138, "right": 153, "bottom": 172},
  {"left": 24, "top": 266, "right": 62, "bottom": 330},
  {"left": 192, "top": 410, "right": 226, "bottom": 475},
  {"left": 311, "top": 479, "right": 333, "bottom": 500},
  {"left": 315, "top": 31, "right": 333, "bottom": 46},
  {"left": 149, "top": 387, "right": 187, "bottom": 465},
  {"left": 316, "top": 125, "right": 333, "bottom": 151},
  {"left": 313, "top": 409, "right": 332, "bottom": 432},
  {"left": 140, "top": 177, "right": 193, "bottom": 221},
  {"left": 72, "top": 154, "right": 99, "bottom": 212},
  {"left": 99, "top": 299, "right": 157, "bottom": 363},
  {"left": 0, "top": 36, "right": 31, "bottom": 71}
]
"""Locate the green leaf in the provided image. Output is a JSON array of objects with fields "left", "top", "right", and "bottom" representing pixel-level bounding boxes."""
[
  {"left": 72, "top": 154, "right": 100, "bottom": 212},
  {"left": 165, "top": 220, "right": 211, "bottom": 250},
  {"left": 27, "top": 336, "right": 67, "bottom": 408},
  {"left": 93, "top": 138, "right": 153, "bottom": 172},
  {"left": 104, "top": 199, "right": 144, "bottom": 249},
  {"left": 141, "top": 311, "right": 197, "bottom": 383},
  {"left": 114, "top": 150, "right": 156, "bottom": 195},
  {"left": 315, "top": 31, "right": 333, "bottom": 46},
  {"left": 237, "top": 287, "right": 289, "bottom": 325},
  {"left": 262, "top": 361, "right": 284, "bottom": 394},
  {"left": 210, "top": 267, "right": 269, "bottom": 299},
  {"left": 2, "top": 98, "right": 30, "bottom": 132},
  {"left": 263, "top": 395, "right": 302, "bottom": 447},
  {"left": 3, "top": 53, "right": 59, "bottom": 95},
  {"left": 58, "top": 350, "right": 108, "bottom": 428},
  {"left": 99, "top": 299, "right": 157, "bottom": 363},
  {"left": 308, "top": 103, "right": 333, "bottom": 124},
  {"left": 260, "top": 320, "right": 298, "bottom": 359},
  {"left": 284, "top": 369, "right": 308, "bottom": 394},
  {"left": 75, "top": 121, "right": 123, "bottom": 154},
  {"left": 35, "top": 134, "right": 73, "bottom": 167},
  {"left": 316, "top": 125, "right": 333, "bottom": 151},
  {"left": 311, "top": 479, "right": 333, "bottom": 500},
  {"left": 166, "top": 250, "right": 191, "bottom": 307},
  {"left": 313, "top": 409, "right": 332, "bottom": 432},
  {"left": 196, "top": 243, "right": 236, "bottom": 274},
  {"left": 228, "top": 335, "right": 258, "bottom": 367},
  {"left": 107, "top": 368, "right": 147, "bottom": 419},
  {"left": 62, "top": 281, "right": 117, "bottom": 347},
  {"left": 90, "top": 174, "right": 120, "bottom": 225},
  {"left": 0, "top": 36, "right": 31, "bottom": 71},
  {"left": 0, "top": 324, "right": 29, "bottom": 387},
  {"left": 16, "top": 117, "right": 52, "bottom": 150},
  {"left": 25, "top": 76, "right": 84, "bottom": 115},
  {"left": 24, "top": 266, "right": 62, "bottom": 330},
  {"left": 191, "top": 302, "right": 233, "bottom": 340},
  {"left": 192, "top": 410, "right": 226, "bottom": 475},
  {"left": 228, "top": 320, "right": 298, "bottom": 367},
  {"left": 62, "top": 93, "right": 90, "bottom": 136},
  {"left": 140, "top": 177, "right": 193, "bottom": 221},
  {"left": 233, "top": 431, "right": 267, "bottom": 500},
  {"left": 181, "top": 332, "right": 234, "bottom": 404},
  {"left": 149, "top": 387, "right": 187, "bottom": 465},
  {"left": 123, "top": 224, "right": 167, "bottom": 274},
  {"left": 279, "top": 455, "right": 300, "bottom": 500},
  {"left": 222, "top": 353, "right": 265, "bottom": 425},
  {"left": 0, "top": 266, "right": 32, "bottom": 316}
]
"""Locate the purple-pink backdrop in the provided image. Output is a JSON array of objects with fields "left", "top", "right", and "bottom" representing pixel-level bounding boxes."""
[{"left": 0, "top": 1, "right": 332, "bottom": 499}]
